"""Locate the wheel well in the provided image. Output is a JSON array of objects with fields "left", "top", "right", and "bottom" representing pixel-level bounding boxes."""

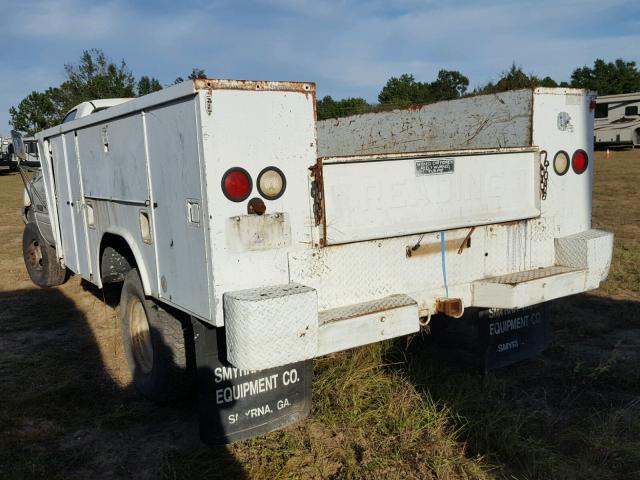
[{"left": 100, "top": 233, "right": 137, "bottom": 283}]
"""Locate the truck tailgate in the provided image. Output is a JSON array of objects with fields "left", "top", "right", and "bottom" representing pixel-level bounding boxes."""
[{"left": 319, "top": 148, "right": 540, "bottom": 245}]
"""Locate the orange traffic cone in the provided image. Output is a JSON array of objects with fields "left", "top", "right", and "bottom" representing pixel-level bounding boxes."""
[{"left": 605, "top": 148, "right": 610, "bottom": 160}]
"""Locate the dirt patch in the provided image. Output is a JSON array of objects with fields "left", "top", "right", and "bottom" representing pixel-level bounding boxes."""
[{"left": 0, "top": 174, "right": 218, "bottom": 479}]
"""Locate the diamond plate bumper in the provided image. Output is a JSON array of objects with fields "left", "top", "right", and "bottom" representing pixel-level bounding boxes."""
[
  {"left": 224, "top": 283, "right": 318, "bottom": 370},
  {"left": 472, "top": 229, "right": 613, "bottom": 309},
  {"left": 224, "top": 286, "right": 419, "bottom": 370},
  {"left": 317, "top": 294, "right": 419, "bottom": 355}
]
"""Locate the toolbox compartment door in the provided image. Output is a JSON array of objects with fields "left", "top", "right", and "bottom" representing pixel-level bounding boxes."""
[
  {"left": 319, "top": 148, "right": 540, "bottom": 245},
  {"left": 145, "top": 97, "right": 211, "bottom": 319}
]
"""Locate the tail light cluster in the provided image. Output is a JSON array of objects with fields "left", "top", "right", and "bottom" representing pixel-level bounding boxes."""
[
  {"left": 553, "top": 149, "right": 589, "bottom": 176},
  {"left": 222, "top": 167, "right": 252, "bottom": 202},
  {"left": 571, "top": 149, "right": 588, "bottom": 174},
  {"left": 221, "top": 166, "right": 286, "bottom": 202}
]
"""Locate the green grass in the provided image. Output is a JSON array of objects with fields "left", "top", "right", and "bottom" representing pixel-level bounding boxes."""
[
  {"left": 599, "top": 241, "right": 640, "bottom": 297},
  {"left": 162, "top": 344, "right": 490, "bottom": 480}
]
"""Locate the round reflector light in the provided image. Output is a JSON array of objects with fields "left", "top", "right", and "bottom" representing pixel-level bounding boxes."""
[
  {"left": 553, "top": 151, "right": 570, "bottom": 176},
  {"left": 572, "top": 149, "right": 588, "bottom": 174},
  {"left": 257, "top": 167, "right": 286, "bottom": 200},
  {"left": 222, "top": 167, "right": 252, "bottom": 202}
]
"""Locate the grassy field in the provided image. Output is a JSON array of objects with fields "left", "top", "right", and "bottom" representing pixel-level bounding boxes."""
[{"left": 0, "top": 149, "right": 638, "bottom": 479}]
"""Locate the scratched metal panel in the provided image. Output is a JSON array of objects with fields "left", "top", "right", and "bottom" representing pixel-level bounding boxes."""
[
  {"left": 78, "top": 114, "right": 149, "bottom": 202},
  {"left": 200, "top": 88, "right": 317, "bottom": 326},
  {"left": 317, "top": 89, "right": 533, "bottom": 157},
  {"left": 288, "top": 219, "right": 555, "bottom": 314},
  {"left": 321, "top": 150, "right": 540, "bottom": 245},
  {"left": 146, "top": 97, "right": 211, "bottom": 319}
]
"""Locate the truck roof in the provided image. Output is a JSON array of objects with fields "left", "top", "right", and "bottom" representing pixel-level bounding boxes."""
[{"left": 38, "top": 79, "right": 315, "bottom": 139}]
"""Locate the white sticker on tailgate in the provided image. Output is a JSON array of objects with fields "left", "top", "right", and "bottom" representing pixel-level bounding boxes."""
[{"left": 415, "top": 158, "right": 455, "bottom": 176}]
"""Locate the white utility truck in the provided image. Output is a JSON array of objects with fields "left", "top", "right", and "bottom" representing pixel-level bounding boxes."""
[{"left": 18, "top": 80, "right": 613, "bottom": 443}]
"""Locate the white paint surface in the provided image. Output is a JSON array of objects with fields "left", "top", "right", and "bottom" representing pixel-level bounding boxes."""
[
  {"left": 322, "top": 149, "right": 540, "bottom": 244},
  {"left": 33, "top": 84, "right": 613, "bottom": 369}
]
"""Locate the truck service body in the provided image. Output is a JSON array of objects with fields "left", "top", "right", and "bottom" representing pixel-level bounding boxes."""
[{"left": 22, "top": 80, "right": 612, "bottom": 442}]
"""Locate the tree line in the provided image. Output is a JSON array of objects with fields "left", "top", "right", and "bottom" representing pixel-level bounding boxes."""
[
  {"left": 318, "top": 60, "right": 640, "bottom": 120},
  {"left": 9, "top": 49, "right": 207, "bottom": 135},
  {"left": 9, "top": 49, "right": 640, "bottom": 134}
]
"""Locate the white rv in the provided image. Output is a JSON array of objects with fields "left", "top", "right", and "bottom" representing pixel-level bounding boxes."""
[
  {"left": 18, "top": 80, "right": 613, "bottom": 443},
  {"left": 594, "top": 92, "right": 640, "bottom": 148}
]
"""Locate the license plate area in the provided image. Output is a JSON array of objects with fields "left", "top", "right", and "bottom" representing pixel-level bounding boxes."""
[{"left": 319, "top": 148, "right": 540, "bottom": 245}]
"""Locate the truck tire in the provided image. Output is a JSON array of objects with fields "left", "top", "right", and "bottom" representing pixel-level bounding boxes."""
[
  {"left": 120, "top": 269, "right": 195, "bottom": 402},
  {"left": 22, "top": 221, "right": 67, "bottom": 287}
]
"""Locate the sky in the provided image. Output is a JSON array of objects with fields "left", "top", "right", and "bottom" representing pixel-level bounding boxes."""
[{"left": 1, "top": 0, "right": 639, "bottom": 132}]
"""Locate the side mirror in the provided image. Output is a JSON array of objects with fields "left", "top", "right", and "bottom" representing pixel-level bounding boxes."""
[{"left": 10, "top": 130, "right": 27, "bottom": 161}]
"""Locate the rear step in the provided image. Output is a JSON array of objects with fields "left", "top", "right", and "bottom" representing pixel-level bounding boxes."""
[
  {"left": 318, "top": 294, "right": 419, "bottom": 355},
  {"left": 473, "top": 266, "right": 587, "bottom": 309}
]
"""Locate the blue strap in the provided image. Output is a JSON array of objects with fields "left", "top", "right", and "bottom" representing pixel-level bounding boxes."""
[{"left": 440, "top": 230, "right": 449, "bottom": 297}]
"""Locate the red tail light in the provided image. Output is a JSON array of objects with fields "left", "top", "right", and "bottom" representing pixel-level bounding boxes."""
[
  {"left": 222, "top": 167, "right": 252, "bottom": 202},
  {"left": 572, "top": 150, "right": 588, "bottom": 174}
]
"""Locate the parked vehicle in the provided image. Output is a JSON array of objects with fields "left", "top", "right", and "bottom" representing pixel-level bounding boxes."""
[
  {"left": 17, "top": 81, "right": 613, "bottom": 443},
  {"left": 594, "top": 92, "right": 640, "bottom": 148},
  {"left": 20, "top": 136, "right": 39, "bottom": 162},
  {"left": 0, "top": 135, "right": 18, "bottom": 170}
]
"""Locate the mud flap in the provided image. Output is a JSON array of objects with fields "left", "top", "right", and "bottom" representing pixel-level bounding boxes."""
[
  {"left": 192, "top": 320, "right": 312, "bottom": 445},
  {"left": 428, "top": 304, "right": 548, "bottom": 372}
]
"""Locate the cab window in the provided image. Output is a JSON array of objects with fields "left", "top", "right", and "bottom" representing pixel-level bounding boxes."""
[
  {"left": 63, "top": 109, "right": 78, "bottom": 123},
  {"left": 25, "top": 141, "right": 38, "bottom": 156}
]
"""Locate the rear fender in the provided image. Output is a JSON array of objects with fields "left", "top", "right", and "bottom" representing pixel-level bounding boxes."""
[{"left": 99, "top": 228, "right": 152, "bottom": 296}]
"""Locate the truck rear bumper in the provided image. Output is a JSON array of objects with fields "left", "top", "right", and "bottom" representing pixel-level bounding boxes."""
[
  {"left": 472, "top": 266, "right": 588, "bottom": 309},
  {"left": 223, "top": 286, "right": 418, "bottom": 370},
  {"left": 472, "top": 229, "right": 613, "bottom": 309},
  {"left": 317, "top": 294, "right": 418, "bottom": 356},
  {"left": 223, "top": 229, "right": 612, "bottom": 370}
]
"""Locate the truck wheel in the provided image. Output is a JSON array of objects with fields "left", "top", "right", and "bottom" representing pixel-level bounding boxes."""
[
  {"left": 22, "top": 222, "right": 67, "bottom": 287},
  {"left": 120, "top": 269, "right": 195, "bottom": 402}
]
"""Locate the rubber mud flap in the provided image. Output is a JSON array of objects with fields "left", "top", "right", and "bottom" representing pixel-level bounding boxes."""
[
  {"left": 192, "top": 320, "right": 312, "bottom": 445},
  {"left": 428, "top": 304, "right": 548, "bottom": 372},
  {"left": 478, "top": 304, "right": 548, "bottom": 370}
]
